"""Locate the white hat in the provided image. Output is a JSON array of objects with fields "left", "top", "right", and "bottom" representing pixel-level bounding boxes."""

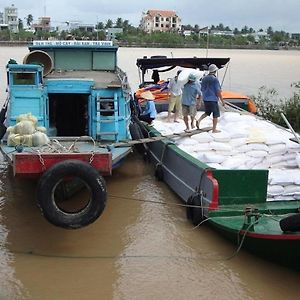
[
  {"left": 188, "top": 73, "right": 197, "bottom": 81},
  {"left": 208, "top": 64, "right": 218, "bottom": 73},
  {"left": 140, "top": 90, "right": 155, "bottom": 100}
]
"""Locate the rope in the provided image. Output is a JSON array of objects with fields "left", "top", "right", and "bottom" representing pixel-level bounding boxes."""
[
  {"left": 225, "top": 220, "right": 259, "bottom": 260},
  {"left": 109, "top": 194, "right": 265, "bottom": 213}
]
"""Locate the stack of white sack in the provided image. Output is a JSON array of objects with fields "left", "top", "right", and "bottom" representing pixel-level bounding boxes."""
[
  {"left": 6, "top": 113, "right": 50, "bottom": 147},
  {"left": 153, "top": 111, "right": 300, "bottom": 201}
]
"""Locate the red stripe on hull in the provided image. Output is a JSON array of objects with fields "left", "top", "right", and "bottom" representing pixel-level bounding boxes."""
[
  {"left": 239, "top": 230, "right": 300, "bottom": 240},
  {"left": 206, "top": 169, "right": 219, "bottom": 210},
  {"left": 13, "top": 152, "right": 112, "bottom": 178}
]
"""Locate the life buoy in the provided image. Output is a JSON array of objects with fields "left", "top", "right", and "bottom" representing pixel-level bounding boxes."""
[
  {"left": 279, "top": 213, "right": 300, "bottom": 232},
  {"left": 37, "top": 159, "right": 107, "bottom": 229},
  {"left": 186, "top": 194, "right": 205, "bottom": 226}
]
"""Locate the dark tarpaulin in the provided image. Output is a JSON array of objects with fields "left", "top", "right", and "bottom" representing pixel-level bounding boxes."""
[{"left": 136, "top": 57, "right": 230, "bottom": 72}]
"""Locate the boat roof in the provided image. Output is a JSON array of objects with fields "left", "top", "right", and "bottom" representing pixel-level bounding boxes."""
[
  {"left": 46, "top": 70, "right": 121, "bottom": 89},
  {"left": 136, "top": 57, "right": 230, "bottom": 72}
]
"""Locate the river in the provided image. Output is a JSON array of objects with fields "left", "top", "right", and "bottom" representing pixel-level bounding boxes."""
[{"left": 0, "top": 46, "right": 300, "bottom": 300}]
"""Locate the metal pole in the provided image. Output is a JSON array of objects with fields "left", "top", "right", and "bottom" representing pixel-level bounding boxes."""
[
  {"left": 281, "top": 112, "right": 300, "bottom": 144},
  {"left": 206, "top": 28, "right": 209, "bottom": 58}
]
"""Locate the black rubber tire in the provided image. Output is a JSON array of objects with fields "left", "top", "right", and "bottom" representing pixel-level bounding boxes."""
[
  {"left": 186, "top": 194, "right": 205, "bottom": 226},
  {"left": 279, "top": 213, "right": 300, "bottom": 232},
  {"left": 137, "top": 121, "right": 149, "bottom": 139},
  {"left": 37, "top": 160, "right": 107, "bottom": 229},
  {"left": 129, "top": 122, "right": 148, "bottom": 154},
  {"left": 154, "top": 163, "right": 164, "bottom": 181}
]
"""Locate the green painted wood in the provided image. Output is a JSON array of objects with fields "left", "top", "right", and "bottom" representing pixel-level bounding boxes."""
[
  {"left": 212, "top": 169, "right": 268, "bottom": 205},
  {"left": 93, "top": 52, "right": 115, "bottom": 70},
  {"left": 55, "top": 50, "right": 92, "bottom": 70}
]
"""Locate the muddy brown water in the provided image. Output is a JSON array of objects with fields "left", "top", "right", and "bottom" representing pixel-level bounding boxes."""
[{"left": 0, "top": 47, "right": 300, "bottom": 299}]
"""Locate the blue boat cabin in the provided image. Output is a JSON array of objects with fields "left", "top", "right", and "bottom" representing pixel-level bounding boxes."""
[{"left": 6, "top": 41, "right": 132, "bottom": 142}]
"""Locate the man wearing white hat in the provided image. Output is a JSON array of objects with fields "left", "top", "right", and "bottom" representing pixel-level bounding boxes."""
[
  {"left": 196, "top": 64, "right": 225, "bottom": 133},
  {"left": 139, "top": 91, "right": 157, "bottom": 125},
  {"left": 181, "top": 73, "right": 202, "bottom": 132}
]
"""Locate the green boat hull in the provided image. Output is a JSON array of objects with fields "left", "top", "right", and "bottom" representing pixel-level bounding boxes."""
[{"left": 209, "top": 202, "right": 300, "bottom": 270}]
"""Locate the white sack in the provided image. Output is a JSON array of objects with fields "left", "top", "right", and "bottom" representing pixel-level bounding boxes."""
[{"left": 267, "top": 185, "right": 284, "bottom": 196}]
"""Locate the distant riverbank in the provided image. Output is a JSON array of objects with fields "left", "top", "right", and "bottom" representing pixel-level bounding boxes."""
[{"left": 0, "top": 40, "right": 299, "bottom": 51}]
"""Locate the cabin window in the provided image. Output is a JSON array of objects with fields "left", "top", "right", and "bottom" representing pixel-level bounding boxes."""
[{"left": 12, "top": 72, "right": 36, "bottom": 85}]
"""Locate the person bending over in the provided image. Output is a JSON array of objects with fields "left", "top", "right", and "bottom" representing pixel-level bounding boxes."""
[{"left": 139, "top": 91, "right": 157, "bottom": 125}]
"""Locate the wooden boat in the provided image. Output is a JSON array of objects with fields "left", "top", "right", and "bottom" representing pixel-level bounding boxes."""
[
  {"left": 138, "top": 115, "right": 300, "bottom": 270},
  {"left": 135, "top": 55, "right": 257, "bottom": 113},
  {"left": 132, "top": 57, "right": 300, "bottom": 270},
  {"left": 221, "top": 90, "right": 257, "bottom": 113},
  {"left": 0, "top": 40, "right": 133, "bottom": 229}
]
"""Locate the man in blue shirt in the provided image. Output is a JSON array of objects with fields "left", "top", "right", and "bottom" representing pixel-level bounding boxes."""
[
  {"left": 181, "top": 73, "right": 202, "bottom": 132},
  {"left": 139, "top": 91, "right": 157, "bottom": 125},
  {"left": 196, "top": 64, "right": 225, "bottom": 133}
]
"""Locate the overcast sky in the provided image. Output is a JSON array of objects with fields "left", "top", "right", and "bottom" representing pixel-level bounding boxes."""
[{"left": 2, "top": 0, "right": 299, "bottom": 32}]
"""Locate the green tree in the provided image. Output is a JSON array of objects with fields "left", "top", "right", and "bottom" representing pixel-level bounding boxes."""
[
  {"left": 18, "top": 18, "right": 23, "bottom": 31},
  {"left": 115, "top": 18, "right": 123, "bottom": 28},
  {"left": 267, "top": 26, "right": 274, "bottom": 35},
  {"left": 26, "top": 14, "right": 33, "bottom": 27},
  {"left": 216, "top": 23, "right": 225, "bottom": 31},
  {"left": 233, "top": 28, "right": 239, "bottom": 35},
  {"left": 96, "top": 22, "right": 104, "bottom": 30},
  {"left": 241, "top": 26, "right": 249, "bottom": 34},
  {"left": 105, "top": 19, "right": 113, "bottom": 28}
]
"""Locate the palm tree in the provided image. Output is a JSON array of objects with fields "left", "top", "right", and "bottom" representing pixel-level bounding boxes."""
[
  {"left": 26, "top": 14, "right": 33, "bottom": 27},
  {"left": 18, "top": 18, "right": 24, "bottom": 31}
]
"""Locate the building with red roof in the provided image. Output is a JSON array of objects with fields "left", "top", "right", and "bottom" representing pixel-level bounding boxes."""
[{"left": 140, "top": 9, "right": 181, "bottom": 33}]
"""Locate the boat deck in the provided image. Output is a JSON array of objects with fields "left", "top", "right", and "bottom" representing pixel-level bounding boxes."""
[
  {"left": 208, "top": 201, "right": 300, "bottom": 236},
  {"left": 46, "top": 70, "right": 122, "bottom": 89},
  {"left": 210, "top": 200, "right": 300, "bottom": 217},
  {"left": 0, "top": 138, "right": 131, "bottom": 177}
]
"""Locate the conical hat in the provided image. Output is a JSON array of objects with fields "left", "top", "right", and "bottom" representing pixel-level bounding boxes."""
[{"left": 140, "top": 90, "right": 155, "bottom": 100}]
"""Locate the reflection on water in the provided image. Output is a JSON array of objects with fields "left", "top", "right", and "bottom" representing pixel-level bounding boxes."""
[
  {"left": 0, "top": 158, "right": 24, "bottom": 299},
  {"left": 113, "top": 174, "right": 253, "bottom": 300}
]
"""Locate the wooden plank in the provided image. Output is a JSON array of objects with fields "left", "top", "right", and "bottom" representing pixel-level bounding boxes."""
[{"left": 99, "top": 127, "right": 212, "bottom": 148}]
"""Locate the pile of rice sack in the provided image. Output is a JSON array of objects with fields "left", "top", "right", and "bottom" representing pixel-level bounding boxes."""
[
  {"left": 6, "top": 113, "right": 50, "bottom": 147},
  {"left": 153, "top": 111, "right": 300, "bottom": 201}
]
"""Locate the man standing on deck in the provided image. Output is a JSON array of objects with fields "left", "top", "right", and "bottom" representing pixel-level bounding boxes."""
[
  {"left": 167, "top": 70, "right": 182, "bottom": 123},
  {"left": 196, "top": 64, "right": 225, "bottom": 133},
  {"left": 181, "top": 73, "right": 202, "bottom": 132}
]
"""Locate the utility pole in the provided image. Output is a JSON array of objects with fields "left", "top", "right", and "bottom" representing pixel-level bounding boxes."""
[{"left": 206, "top": 27, "right": 209, "bottom": 58}]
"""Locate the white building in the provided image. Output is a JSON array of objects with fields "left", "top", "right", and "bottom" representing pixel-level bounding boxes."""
[
  {"left": 4, "top": 4, "right": 18, "bottom": 33},
  {"left": 57, "top": 21, "right": 94, "bottom": 33},
  {"left": 140, "top": 9, "right": 181, "bottom": 33}
]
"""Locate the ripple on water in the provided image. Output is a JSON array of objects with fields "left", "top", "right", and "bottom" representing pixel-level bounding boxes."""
[{"left": 0, "top": 197, "right": 26, "bottom": 299}]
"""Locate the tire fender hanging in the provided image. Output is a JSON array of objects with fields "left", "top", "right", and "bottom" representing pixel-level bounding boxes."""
[
  {"left": 279, "top": 213, "right": 300, "bottom": 232},
  {"left": 37, "top": 159, "right": 107, "bottom": 229},
  {"left": 186, "top": 194, "right": 205, "bottom": 226}
]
